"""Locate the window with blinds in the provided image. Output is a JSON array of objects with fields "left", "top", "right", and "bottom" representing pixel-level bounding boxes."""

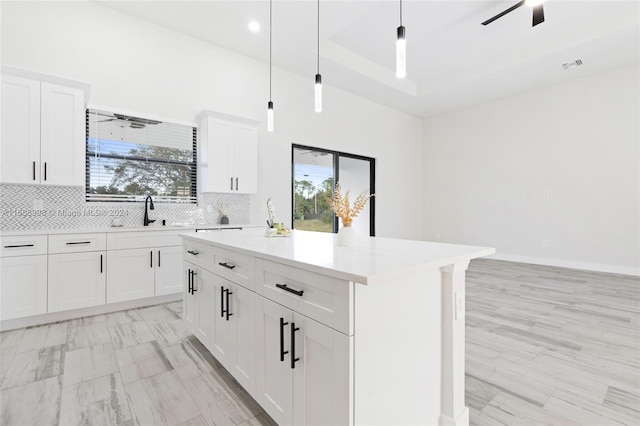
[{"left": 86, "top": 108, "right": 197, "bottom": 203}]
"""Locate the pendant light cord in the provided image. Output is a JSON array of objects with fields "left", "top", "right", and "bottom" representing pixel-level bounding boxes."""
[
  {"left": 317, "top": 0, "right": 320, "bottom": 75},
  {"left": 400, "top": 0, "right": 403, "bottom": 26},
  {"left": 269, "top": 0, "right": 272, "bottom": 101}
]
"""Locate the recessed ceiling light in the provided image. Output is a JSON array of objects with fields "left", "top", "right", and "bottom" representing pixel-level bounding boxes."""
[
  {"left": 248, "top": 21, "right": 260, "bottom": 32},
  {"left": 525, "top": 0, "right": 544, "bottom": 7}
]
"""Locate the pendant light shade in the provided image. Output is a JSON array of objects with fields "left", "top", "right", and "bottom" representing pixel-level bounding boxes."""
[
  {"left": 396, "top": 0, "right": 406, "bottom": 78},
  {"left": 267, "top": 0, "right": 274, "bottom": 132},
  {"left": 314, "top": 74, "right": 322, "bottom": 112},
  {"left": 314, "top": 0, "right": 322, "bottom": 112},
  {"left": 267, "top": 101, "right": 274, "bottom": 132}
]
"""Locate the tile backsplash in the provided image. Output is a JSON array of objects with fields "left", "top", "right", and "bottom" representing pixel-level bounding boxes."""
[{"left": 0, "top": 184, "right": 250, "bottom": 231}]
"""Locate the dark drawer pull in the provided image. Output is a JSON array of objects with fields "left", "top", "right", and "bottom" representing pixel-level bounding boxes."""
[
  {"left": 219, "top": 262, "right": 236, "bottom": 270},
  {"left": 66, "top": 241, "right": 91, "bottom": 245},
  {"left": 275, "top": 283, "right": 304, "bottom": 297},
  {"left": 4, "top": 244, "right": 35, "bottom": 248},
  {"left": 32, "top": 161, "right": 36, "bottom": 181},
  {"left": 187, "top": 250, "right": 199, "bottom": 256}
]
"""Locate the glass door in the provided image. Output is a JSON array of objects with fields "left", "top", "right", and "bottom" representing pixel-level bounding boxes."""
[{"left": 292, "top": 145, "right": 375, "bottom": 236}]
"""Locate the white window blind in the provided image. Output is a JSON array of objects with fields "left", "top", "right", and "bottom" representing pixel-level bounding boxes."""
[{"left": 86, "top": 108, "right": 197, "bottom": 203}]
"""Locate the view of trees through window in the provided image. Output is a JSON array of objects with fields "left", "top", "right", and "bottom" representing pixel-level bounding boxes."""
[
  {"left": 294, "top": 176, "right": 334, "bottom": 233},
  {"left": 86, "top": 109, "right": 197, "bottom": 203}
]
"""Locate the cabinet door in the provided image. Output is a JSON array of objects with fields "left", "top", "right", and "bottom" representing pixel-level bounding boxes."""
[
  {"left": 210, "top": 275, "right": 234, "bottom": 366},
  {"left": 48, "top": 252, "right": 106, "bottom": 312},
  {"left": 230, "top": 282, "right": 256, "bottom": 396},
  {"left": 183, "top": 263, "right": 197, "bottom": 334},
  {"left": 256, "top": 296, "right": 294, "bottom": 425},
  {"left": 40, "top": 82, "right": 85, "bottom": 186},
  {"left": 0, "top": 255, "right": 47, "bottom": 320},
  {"left": 233, "top": 123, "right": 258, "bottom": 194},
  {"left": 194, "top": 269, "right": 215, "bottom": 349},
  {"left": 292, "top": 314, "right": 351, "bottom": 426},
  {"left": 154, "top": 246, "right": 183, "bottom": 295},
  {"left": 0, "top": 75, "right": 40, "bottom": 184},
  {"left": 106, "top": 248, "right": 155, "bottom": 303},
  {"left": 207, "top": 118, "right": 234, "bottom": 193}
]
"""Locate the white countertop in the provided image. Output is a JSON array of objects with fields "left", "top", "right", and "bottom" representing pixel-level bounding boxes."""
[
  {"left": 182, "top": 229, "right": 495, "bottom": 285},
  {"left": 0, "top": 224, "right": 262, "bottom": 237}
]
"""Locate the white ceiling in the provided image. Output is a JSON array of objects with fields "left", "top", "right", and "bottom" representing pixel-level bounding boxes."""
[{"left": 97, "top": 1, "right": 639, "bottom": 118}]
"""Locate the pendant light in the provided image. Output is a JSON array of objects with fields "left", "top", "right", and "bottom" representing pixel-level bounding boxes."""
[
  {"left": 396, "top": 0, "right": 406, "bottom": 78},
  {"left": 314, "top": 0, "right": 322, "bottom": 112},
  {"left": 267, "top": 0, "right": 274, "bottom": 132}
]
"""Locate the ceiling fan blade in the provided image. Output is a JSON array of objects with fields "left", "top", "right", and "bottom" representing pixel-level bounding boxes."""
[
  {"left": 532, "top": 4, "right": 545, "bottom": 26},
  {"left": 481, "top": 0, "right": 526, "bottom": 26}
]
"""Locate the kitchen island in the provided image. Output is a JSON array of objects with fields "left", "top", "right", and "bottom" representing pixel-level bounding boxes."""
[{"left": 180, "top": 229, "right": 494, "bottom": 426}]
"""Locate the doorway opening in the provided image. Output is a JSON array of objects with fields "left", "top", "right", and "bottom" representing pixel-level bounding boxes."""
[{"left": 291, "top": 144, "right": 375, "bottom": 236}]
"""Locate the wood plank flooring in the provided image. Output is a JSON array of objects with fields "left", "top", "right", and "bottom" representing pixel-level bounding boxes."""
[
  {"left": 0, "top": 258, "right": 638, "bottom": 425},
  {"left": 466, "top": 259, "right": 640, "bottom": 426}
]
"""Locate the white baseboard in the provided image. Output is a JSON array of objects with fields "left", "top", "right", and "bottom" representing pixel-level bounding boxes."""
[
  {"left": 1, "top": 293, "right": 181, "bottom": 331},
  {"left": 487, "top": 253, "right": 640, "bottom": 277}
]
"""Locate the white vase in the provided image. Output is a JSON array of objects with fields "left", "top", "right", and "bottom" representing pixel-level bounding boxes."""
[{"left": 337, "top": 225, "right": 357, "bottom": 247}]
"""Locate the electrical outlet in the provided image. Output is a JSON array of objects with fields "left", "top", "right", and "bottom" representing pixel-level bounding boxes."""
[
  {"left": 543, "top": 190, "right": 549, "bottom": 198},
  {"left": 543, "top": 240, "right": 549, "bottom": 248},
  {"left": 33, "top": 199, "right": 43, "bottom": 210},
  {"left": 206, "top": 204, "right": 213, "bottom": 213}
]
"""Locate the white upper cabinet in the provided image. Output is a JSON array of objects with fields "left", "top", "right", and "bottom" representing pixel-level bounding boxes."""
[
  {"left": 1, "top": 75, "right": 41, "bottom": 184},
  {"left": 40, "top": 82, "right": 85, "bottom": 186},
  {"left": 198, "top": 110, "right": 258, "bottom": 194},
  {"left": 1, "top": 73, "right": 86, "bottom": 186}
]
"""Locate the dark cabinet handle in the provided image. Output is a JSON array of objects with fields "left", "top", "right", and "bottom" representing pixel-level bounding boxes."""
[
  {"left": 191, "top": 271, "right": 197, "bottom": 293},
  {"left": 44, "top": 162, "right": 47, "bottom": 181},
  {"left": 219, "top": 262, "right": 236, "bottom": 270},
  {"left": 291, "top": 322, "right": 300, "bottom": 369},
  {"left": 158, "top": 250, "right": 161, "bottom": 267},
  {"left": 225, "top": 289, "right": 233, "bottom": 321},
  {"left": 100, "top": 254, "right": 103, "bottom": 273},
  {"left": 235, "top": 177, "right": 238, "bottom": 191},
  {"left": 188, "top": 269, "right": 193, "bottom": 294},
  {"left": 280, "top": 317, "right": 289, "bottom": 362},
  {"left": 32, "top": 161, "right": 36, "bottom": 180},
  {"left": 230, "top": 177, "right": 233, "bottom": 190},
  {"left": 4, "top": 244, "right": 34, "bottom": 248},
  {"left": 275, "top": 283, "right": 304, "bottom": 297},
  {"left": 66, "top": 241, "right": 91, "bottom": 245},
  {"left": 150, "top": 251, "right": 153, "bottom": 268},
  {"left": 187, "top": 250, "right": 199, "bottom": 256}
]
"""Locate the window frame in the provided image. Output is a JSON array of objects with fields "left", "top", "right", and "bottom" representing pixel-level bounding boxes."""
[{"left": 85, "top": 108, "right": 198, "bottom": 204}]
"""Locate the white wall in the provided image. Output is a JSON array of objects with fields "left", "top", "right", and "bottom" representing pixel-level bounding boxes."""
[
  {"left": 423, "top": 64, "right": 640, "bottom": 275},
  {"left": 1, "top": 1, "right": 424, "bottom": 239}
]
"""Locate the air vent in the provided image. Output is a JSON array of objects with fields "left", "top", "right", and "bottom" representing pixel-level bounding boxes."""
[{"left": 562, "top": 59, "right": 583, "bottom": 70}]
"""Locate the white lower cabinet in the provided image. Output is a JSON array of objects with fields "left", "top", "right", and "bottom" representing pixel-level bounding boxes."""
[
  {"left": 0, "top": 255, "right": 47, "bottom": 320},
  {"left": 48, "top": 251, "right": 106, "bottom": 312},
  {"left": 255, "top": 296, "right": 351, "bottom": 425},
  {"left": 155, "top": 246, "right": 183, "bottom": 295},
  {"left": 107, "top": 248, "right": 155, "bottom": 303},
  {"left": 210, "top": 275, "right": 256, "bottom": 395},
  {"left": 107, "top": 246, "right": 182, "bottom": 303},
  {"left": 183, "top": 261, "right": 215, "bottom": 347}
]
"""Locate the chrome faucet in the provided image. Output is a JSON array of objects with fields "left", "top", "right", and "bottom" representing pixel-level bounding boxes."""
[{"left": 144, "top": 195, "right": 155, "bottom": 226}]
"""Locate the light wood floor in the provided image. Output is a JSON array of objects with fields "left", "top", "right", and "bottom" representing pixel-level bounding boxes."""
[{"left": 0, "top": 259, "right": 638, "bottom": 425}]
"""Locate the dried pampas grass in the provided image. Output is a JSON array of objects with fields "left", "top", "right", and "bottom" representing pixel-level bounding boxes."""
[{"left": 327, "top": 182, "right": 374, "bottom": 227}]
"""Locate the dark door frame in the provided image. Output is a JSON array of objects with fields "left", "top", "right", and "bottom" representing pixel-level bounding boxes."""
[{"left": 291, "top": 143, "right": 376, "bottom": 236}]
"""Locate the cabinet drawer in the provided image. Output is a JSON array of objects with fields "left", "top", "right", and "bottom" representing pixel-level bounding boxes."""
[
  {"left": 183, "top": 239, "right": 215, "bottom": 270},
  {"left": 49, "top": 233, "right": 106, "bottom": 253},
  {"left": 108, "top": 230, "right": 184, "bottom": 250},
  {"left": 213, "top": 247, "right": 255, "bottom": 290},
  {"left": 258, "top": 259, "right": 353, "bottom": 335},
  {"left": 0, "top": 235, "right": 47, "bottom": 257}
]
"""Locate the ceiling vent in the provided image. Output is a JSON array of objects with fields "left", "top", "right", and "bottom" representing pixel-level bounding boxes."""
[{"left": 562, "top": 59, "right": 583, "bottom": 70}]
